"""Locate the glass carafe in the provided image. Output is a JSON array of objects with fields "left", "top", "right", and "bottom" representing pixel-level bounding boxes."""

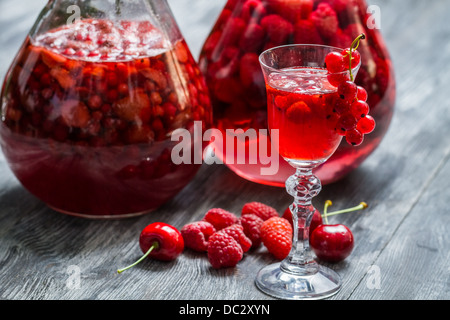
[
  {"left": 0, "top": 0, "right": 212, "bottom": 218},
  {"left": 199, "top": 0, "right": 395, "bottom": 186}
]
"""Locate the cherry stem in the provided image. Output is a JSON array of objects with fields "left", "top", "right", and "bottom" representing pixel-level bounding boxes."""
[
  {"left": 117, "top": 241, "right": 159, "bottom": 274},
  {"left": 323, "top": 201, "right": 368, "bottom": 225},
  {"left": 348, "top": 33, "right": 366, "bottom": 81},
  {"left": 323, "top": 200, "right": 333, "bottom": 224}
]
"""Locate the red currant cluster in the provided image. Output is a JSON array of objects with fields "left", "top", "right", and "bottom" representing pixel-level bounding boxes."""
[{"left": 324, "top": 34, "right": 376, "bottom": 146}]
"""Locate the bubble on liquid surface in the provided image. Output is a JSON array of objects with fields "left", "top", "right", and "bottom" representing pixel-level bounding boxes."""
[{"left": 269, "top": 67, "right": 336, "bottom": 94}]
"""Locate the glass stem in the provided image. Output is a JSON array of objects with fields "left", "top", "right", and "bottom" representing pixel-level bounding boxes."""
[{"left": 282, "top": 165, "right": 321, "bottom": 275}]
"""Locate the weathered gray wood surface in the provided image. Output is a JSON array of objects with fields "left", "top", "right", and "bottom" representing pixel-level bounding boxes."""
[{"left": 0, "top": 0, "right": 449, "bottom": 301}]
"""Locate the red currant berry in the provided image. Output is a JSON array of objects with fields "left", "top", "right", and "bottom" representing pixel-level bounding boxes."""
[
  {"left": 357, "top": 115, "right": 376, "bottom": 134},
  {"left": 350, "top": 100, "right": 370, "bottom": 118},
  {"left": 337, "top": 81, "right": 358, "bottom": 102},
  {"left": 356, "top": 86, "right": 368, "bottom": 102},
  {"left": 334, "top": 98, "right": 351, "bottom": 115},
  {"left": 338, "top": 113, "right": 358, "bottom": 131},
  {"left": 342, "top": 48, "right": 361, "bottom": 67},
  {"left": 335, "top": 126, "right": 347, "bottom": 136},
  {"left": 325, "top": 52, "right": 346, "bottom": 73},
  {"left": 345, "top": 128, "right": 364, "bottom": 146},
  {"left": 327, "top": 72, "right": 350, "bottom": 87}
]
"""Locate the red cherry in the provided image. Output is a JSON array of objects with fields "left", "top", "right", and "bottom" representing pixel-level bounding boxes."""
[
  {"left": 282, "top": 207, "right": 323, "bottom": 234},
  {"left": 309, "top": 200, "right": 367, "bottom": 262},
  {"left": 118, "top": 222, "right": 184, "bottom": 273},
  {"left": 310, "top": 224, "right": 354, "bottom": 262}
]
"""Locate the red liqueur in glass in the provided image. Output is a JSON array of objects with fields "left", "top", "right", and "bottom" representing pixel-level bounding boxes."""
[{"left": 267, "top": 67, "right": 343, "bottom": 161}]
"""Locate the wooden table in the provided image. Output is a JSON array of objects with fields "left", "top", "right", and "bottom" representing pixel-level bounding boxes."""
[{"left": 0, "top": 0, "right": 449, "bottom": 303}]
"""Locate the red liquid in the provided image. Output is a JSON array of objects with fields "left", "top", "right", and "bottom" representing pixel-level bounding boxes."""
[
  {"left": 199, "top": 0, "right": 395, "bottom": 186},
  {"left": 267, "top": 67, "right": 342, "bottom": 161},
  {"left": 0, "top": 19, "right": 212, "bottom": 217}
]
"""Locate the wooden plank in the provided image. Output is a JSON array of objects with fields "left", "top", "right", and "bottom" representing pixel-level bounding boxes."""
[
  {"left": 349, "top": 152, "right": 450, "bottom": 300},
  {"left": 323, "top": 0, "right": 450, "bottom": 299}
]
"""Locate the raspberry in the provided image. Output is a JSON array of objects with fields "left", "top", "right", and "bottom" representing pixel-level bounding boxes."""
[
  {"left": 293, "top": 20, "right": 321, "bottom": 44},
  {"left": 203, "top": 208, "right": 239, "bottom": 231},
  {"left": 239, "top": 23, "right": 265, "bottom": 53},
  {"left": 241, "top": 0, "right": 267, "bottom": 22},
  {"left": 330, "top": 29, "right": 352, "bottom": 51},
  {"left": 261, "top": 217, "right": 293, "bottom": 260},
  {"left": 222, "top": 17, "right": 246, "bottom": 47},
  {"left": 207, "top": 232, "right": 243, "bottom": 269},
  {"left": 181, "top": 221, "right": 216, "bottom": 252},
  {"left": 241, "top": 202, "right": 279, "bottom": 221},
  {"left": 321, "top": 0, "right": 348, "bottom": 13},
  {"left": 239, "top": 53, "right": 263, "bottom": 88},
  {"left": 213, "top": 77, "right": 243, "bottom": 103},
  {"left": 239, "top": 214, "right": 264, "bottom": 248},
  {"left": 286, "top": 101, "right": 311, "bottom": 122},
  {"left": 310, "top": 3, "right": 339, "bottom": 40},
  {"left": 260, "top": 14, "right": 294, "bottom": 46},
  {"left": 220, "top": 224, "right": 252, "bottom": 253},
  {"left": 267, "top": 0, "right": 313, "bottom": 22}
]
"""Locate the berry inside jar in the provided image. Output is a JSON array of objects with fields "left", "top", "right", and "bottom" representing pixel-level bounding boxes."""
[{"left": 0, "top": 19, "right": 212, "bottom": 218}]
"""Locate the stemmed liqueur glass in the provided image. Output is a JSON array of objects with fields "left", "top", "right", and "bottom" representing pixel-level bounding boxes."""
[{"left": 256, "top": 44, "right": 360, "bottom": 300}]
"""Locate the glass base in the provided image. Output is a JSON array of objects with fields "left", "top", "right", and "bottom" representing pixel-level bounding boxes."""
[{"left": 255, "top": 262, "right": 341, "bottom": 300}]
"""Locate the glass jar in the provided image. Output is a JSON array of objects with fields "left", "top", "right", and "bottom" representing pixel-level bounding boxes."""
[
  {"left": 0, "top": 0, "right": 212, "bottom": 218},
  {"left": 199, "top": 0, "right": 395, "bottom": 186}
]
